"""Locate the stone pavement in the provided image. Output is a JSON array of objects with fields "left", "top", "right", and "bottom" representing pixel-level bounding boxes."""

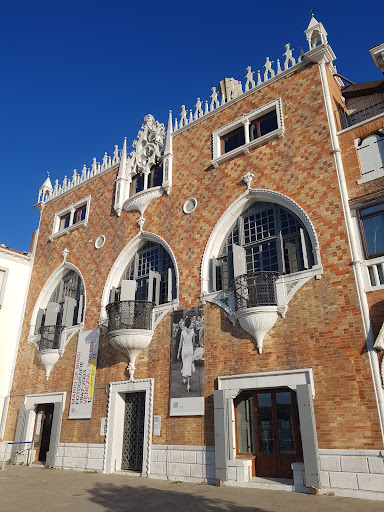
[{"left": 0, "top": 465, "right": 383, "bottom": 512}]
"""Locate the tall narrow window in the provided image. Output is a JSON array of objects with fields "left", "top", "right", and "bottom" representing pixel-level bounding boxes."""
[
  {"left": 359, "top": 202, "right": 384, "bottom": 258},
  {"left": 357, "top": 131, "right": 384, "bottom": 182}
]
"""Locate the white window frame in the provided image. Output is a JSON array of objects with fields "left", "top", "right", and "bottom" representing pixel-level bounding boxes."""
[
  {"left": 356, "top": 129, "right": 384, "bottom": 184},
  {"left": 0, "top": 267, "right": 9, "bottom": 309},
  {"left": 50, "top": 196, "right": 91, "bottom": 241},
  {"left": 211, "top": 98, "right": 285, "bottom": 168}
]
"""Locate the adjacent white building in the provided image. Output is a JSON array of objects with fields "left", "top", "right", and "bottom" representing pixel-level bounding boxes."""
[{"left": 0, "top": 244, "right": 33, "bottom": 439}]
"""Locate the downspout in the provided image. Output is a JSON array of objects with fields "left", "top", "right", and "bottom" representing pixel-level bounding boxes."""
[{"left": 317, "top": 55, "right": 384, "bottom": 442}]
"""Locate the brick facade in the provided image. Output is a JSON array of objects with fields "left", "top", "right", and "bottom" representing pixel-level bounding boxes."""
[{"left": 3, "top": 24, "right": 384, "bottom": 499}]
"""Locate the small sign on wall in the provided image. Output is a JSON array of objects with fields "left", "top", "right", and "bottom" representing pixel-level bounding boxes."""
[
  {"left": 153, "top": 415, "right": 161, "bottom": 436},
  {"left": 100, "top": 417, "right": 107, "bottom": 436}
]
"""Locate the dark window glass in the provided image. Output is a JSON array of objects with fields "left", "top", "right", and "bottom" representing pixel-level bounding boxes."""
[
  {"left": 249, "top": 111, "right": 278, "bottom": 141},
  {"left": 74, "top": 205, "right": 86, "bottom": 223},
  {"left": 120, "top": 242, "right": 175, "bottom": 304},
  {"left": 217, "top": 203, "right": 314, "bottom": 290},
  {"left": 149, "top": 165, "right": 163, "bottom": 188},
  {"left": 257, "top": 393, "right": 274, "bottom": 454},
  {"left": 360, "top": 203, "right": 384, "bottom": 257},
  {"left": 132, "top": 173, "right": 144, "bottom": 194},
  {"left": 222, "top": 127, "right": 245, "bottom": 154},
  {"left": 59, "top": 213, "right": 70, "bottom": 231}
]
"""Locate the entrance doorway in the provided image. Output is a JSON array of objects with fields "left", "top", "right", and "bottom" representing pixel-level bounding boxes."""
[
  {"left": 121, "top": 392, "right": 145, "bottom": 472},
  {"left": 33, "top": 403, "right": 54, "bottom": 463},
  {"left": 234, "top": 388, "right": 302, "bottom": 479}
]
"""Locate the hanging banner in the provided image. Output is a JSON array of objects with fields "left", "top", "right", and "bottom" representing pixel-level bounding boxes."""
[
  {"left": 170, "top": 306, "right": 204, "bottom": 416},
  {"left": 68, "top": 328, "right": 100, "bottom": 419}
]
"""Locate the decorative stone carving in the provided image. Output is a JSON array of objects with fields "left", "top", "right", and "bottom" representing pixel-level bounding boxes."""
[
  {"left": 108, "top": 328, "right": 154, "bottom": 381},
  {"left": 284, "top": 43, "right": 296, "bottom": 70},
  {"left": 61, "top": 248, "right": 69, "bottom": 262},
  {"left": 242, "top": 172, "right": 254, "bottom": 189},
  {"left": 38, "top": 350, "right": 61, "bottom": 380},
  {"left": 235, "top": 306, "right": 279, "bottom": 354},
  {"left": 123, "top": 187, "right": 163, "bottom": 229}
]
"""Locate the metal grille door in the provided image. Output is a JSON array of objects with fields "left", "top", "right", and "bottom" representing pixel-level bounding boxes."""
[{"left": 121, "top": 392, "right": 145, "bottom": 471}]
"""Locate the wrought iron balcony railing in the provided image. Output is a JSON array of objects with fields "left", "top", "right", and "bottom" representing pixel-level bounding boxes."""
[
  {"left": 106, "top": 300, "right": 154, "bottom": 332},
  {"left": 233, "top": 271, "right": 278, "bottom": 312},
  {"left": 335, "top": 93, "right": 384, "bottom": 130},
  {"left": 38, "top": 325, "right": 64, "bottom": 351}
]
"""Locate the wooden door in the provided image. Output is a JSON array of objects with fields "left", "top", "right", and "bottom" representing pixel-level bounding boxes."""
[
  {"left": 235, "top": 388, "right": 302, "bottom": 479},
  {"left": 33, "top": 404, "right": 54, "bottom": 463}
]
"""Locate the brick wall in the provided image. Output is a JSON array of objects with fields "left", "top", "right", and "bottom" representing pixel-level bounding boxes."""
[{"left": 5, "top": 61, "right": 382, "bottom": 451}]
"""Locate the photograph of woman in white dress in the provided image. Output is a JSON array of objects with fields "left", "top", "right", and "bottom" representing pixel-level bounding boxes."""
[
  {"left": 177, "top": 316, "right": 194, "bottom": 392},
  {"left": 170, "top": 306, "right": 204, "bottom": 399}
]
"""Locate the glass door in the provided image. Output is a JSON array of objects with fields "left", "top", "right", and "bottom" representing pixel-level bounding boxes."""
[{"left": 235, "top": 388, "right": 302, "bottom": 479}]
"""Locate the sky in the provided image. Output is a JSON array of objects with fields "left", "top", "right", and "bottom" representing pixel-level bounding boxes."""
[{"left": 0, "top": 0, "right": 382, "bottom": 252}]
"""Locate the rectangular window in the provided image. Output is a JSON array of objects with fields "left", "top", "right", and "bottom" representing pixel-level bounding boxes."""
[
  {"left": 74, "top": 205, "right": 86, "bottom": 224},
  {"left": 359, "top": 202, "right": 384, "bottom": 258},
  {"left": 357, "top": 131, "right": 384, "bottom": 184},
  {"left": 221, "top": 127, "right": 245, "bottom": 154},
  {"left": 212, "top": 99, "right": 284, "bottom": 167},
  {"left": 51, "top": 196, "right": 90, "bottom": 240},
  {"left": 59, "top": 213, "right": 70, "bottom": 231},
  {"left": 249, "top": 111, "right": 278, "bottom": 141}
]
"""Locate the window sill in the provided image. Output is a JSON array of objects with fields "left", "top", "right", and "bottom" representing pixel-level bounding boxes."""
[
  {"left": 211, "top": 128, "right": 284, "bottom": 168},
  {"left": 357, "top": 170, "right": 384, "bottom": 185},
  {"left": 49, "top": 220, "right": 88, "bottom": 241}
]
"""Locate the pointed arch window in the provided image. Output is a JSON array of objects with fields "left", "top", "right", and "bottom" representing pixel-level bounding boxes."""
[
  {"left": 110, "top": 241, "right": 176, "bottom": 306},
  {"left": 213, "top": 202, "right": 314, "bottom": 291},
  {"left": 35, "top": 270, "right": 85, "bottom": 349}
]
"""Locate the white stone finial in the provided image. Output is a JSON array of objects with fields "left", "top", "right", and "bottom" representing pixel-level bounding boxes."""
[
  {"left": 245, "top": 66, "right": 255, "bottom": 91},
  {"left": 276, "top": 59, "right": 282, "bottom": 74},
  {"left": 284, "top": 43, "right": 296, "bottom": 70},
  {"left": 102, "top": 152, "right": 108, "bottom": 170},
  {"left": 195, "top": 98, "right": 203, "bottom": 119},
  {"left": 180, "top": 105, "right": 188, "bottom": 127},
  {"left": 113, "top": 145, "right": 119, "bottom": 164},
  {"left": 257, "top": 70, "right": 262, "bottom": 86},
  {"left": 210, "top": 87, "right": 220, "bottom": 111},
  {"left": 263, "top": 57, "right": 275, "bottom": 81},
  {"left": 298, "top": 47, "right": 305, "bottom": 63}
]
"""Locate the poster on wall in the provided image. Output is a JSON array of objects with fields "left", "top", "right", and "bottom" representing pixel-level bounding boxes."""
[
  {"left": 68, "top": 328, "right": 100, "bottom": 419},
  {"left": 170, "top": 306, "right": 204, "bottom": 416}
]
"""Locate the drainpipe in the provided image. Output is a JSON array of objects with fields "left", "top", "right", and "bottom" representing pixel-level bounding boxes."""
[{"left": 316, "top": 55, "right": 384, "bottom": 441}]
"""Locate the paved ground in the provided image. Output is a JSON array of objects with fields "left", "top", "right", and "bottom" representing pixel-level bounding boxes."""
[{"left": 0, "top": 465, "right": 383, "bottom": 512}]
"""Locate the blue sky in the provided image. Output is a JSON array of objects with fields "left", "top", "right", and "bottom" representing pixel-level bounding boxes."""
[{"left": 0, "top": 0, "right": 382, "bottom": 252}]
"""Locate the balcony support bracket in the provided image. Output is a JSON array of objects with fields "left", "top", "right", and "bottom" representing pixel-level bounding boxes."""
[{"left": 235, "top": 306, "right": 279, "bottom": 354}]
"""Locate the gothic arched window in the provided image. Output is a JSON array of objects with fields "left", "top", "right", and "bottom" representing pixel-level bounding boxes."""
[
  {"left": 214, "top": 202, "right": 314, "bottom": 290},
  {"left": 111, "top": 241, "right": 176, "bottom": 306}
]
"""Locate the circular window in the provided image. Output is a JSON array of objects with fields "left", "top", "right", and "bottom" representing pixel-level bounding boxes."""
[
  {"left": 183, "top": 198, "right": 197, "bottom": 214},
  {"left": 95, "top": 235, "right": 106, "bottom": 249}
]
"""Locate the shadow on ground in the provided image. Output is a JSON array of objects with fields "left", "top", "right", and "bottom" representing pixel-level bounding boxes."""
[{"left": 87, "top": 482, "right": 266, "bottom": 512}]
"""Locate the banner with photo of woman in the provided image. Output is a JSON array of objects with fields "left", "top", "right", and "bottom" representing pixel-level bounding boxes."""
[{"left": 169, "top": 306, "right": 204, "bottom": 416}]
